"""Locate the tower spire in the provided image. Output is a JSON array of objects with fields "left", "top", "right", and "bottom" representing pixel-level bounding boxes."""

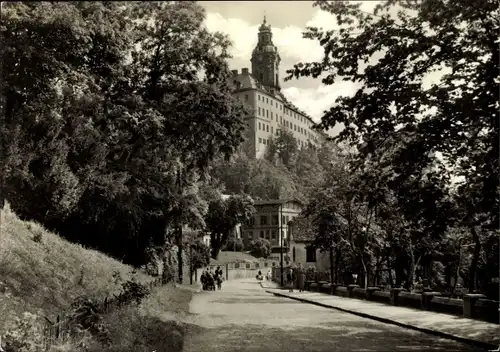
[{"left": 251, "top": 13, "right": 281, "bottom": 91}]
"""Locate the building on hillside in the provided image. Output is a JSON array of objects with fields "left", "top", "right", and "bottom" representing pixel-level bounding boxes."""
[
  {"left": 288, "top": 216, "right": 330, "bottom": 271},
  {"left": 240, "top": 199, "right": 303, "bottom": 261},
  {"left": 228, "top": 17, "right": 326, "bottom": 159}
]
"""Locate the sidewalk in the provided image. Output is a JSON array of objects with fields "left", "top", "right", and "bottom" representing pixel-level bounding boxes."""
[{"left": 261, "top": 282, "right": 499, "bottom": 350}]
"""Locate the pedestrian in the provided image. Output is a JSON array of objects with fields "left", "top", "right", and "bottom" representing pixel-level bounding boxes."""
[
  {"left": 201, "top": 270, "right": 207, "bottom": 291},
  {"left": 267, "top": 269, "right": 272, "bottom": 281},
  {"left": 216, "top": 266, "right": 223, "bottom": 280},
  {"left": 287, "top": 268, "right": 295, "bottom": 292},
  {"left": 209, "top": 270, "right": 216, "bottom": 291}
]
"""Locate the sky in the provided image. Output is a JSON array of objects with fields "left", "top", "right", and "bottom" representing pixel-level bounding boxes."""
[{"left": 199, "top": 1, "right": 383, "bottom": 137}]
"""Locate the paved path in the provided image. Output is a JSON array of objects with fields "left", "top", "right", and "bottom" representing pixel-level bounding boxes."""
[
  {"left": 262, "top": 281, "right": 499, "bottom": 350},
  {"left": 182, "top": 279, "right": 491, "bottom": 352}
]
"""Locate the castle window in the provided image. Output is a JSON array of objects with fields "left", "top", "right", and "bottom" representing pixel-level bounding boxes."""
[
  {"left": 260, "top": 215, "right": 268, "bottom": 225},
  {"left": 271, "top": 126, "right": 273, "bottom": 134},
  {"left": 258, "top": 95, "right": 260, "bottom": 101},
  {"left": 258, "top": 107, "right": 261, "bottom": 115},
  {"left": 266, "top": 97, "right": 269, "bottom": 104},
  {"left": 245, "top": 94, "right": 249, "bottom": 101},
  {"left": 258, "top": 122, "right": 261, "bottom": 130},
  {"left": 266, "top": 125, "right": 269, "bottom": 132},
  {"left": 271, "top": 112, "right": 273, "bottom": 120},
  {"left": 260, "top": 231, "right": 264, "bottom": 238},
  {"left": 306, "top": 246, "right": 316, "bottom": 262},
  {"left": 266, "top": 110, "right": 269, "bottom": 118},
  {"left": 258, "top": 137, "right": 262, "bottom": 144}
]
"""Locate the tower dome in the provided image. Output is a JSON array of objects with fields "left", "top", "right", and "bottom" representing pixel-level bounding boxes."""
[
  {"left": 259, "top": 16, "right": 271, "bottom": 32},
  {"left": 250, "top": 16, "right": 281, "bottom": 91}
]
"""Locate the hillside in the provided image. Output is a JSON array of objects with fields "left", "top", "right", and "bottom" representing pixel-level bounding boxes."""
[{"left": 0, "top": 202, "right": 152, "bottom": 335}]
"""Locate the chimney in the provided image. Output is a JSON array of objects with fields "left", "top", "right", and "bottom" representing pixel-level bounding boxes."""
[
  {"left": 242, "top": 68, "right": 249, "bottom": 75},
  {"left": 231, "top": 69, "right": 238, "bottom": 76}
]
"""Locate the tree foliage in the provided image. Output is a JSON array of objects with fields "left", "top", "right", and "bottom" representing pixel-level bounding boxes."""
[
  {"left": 190, "top": 240, "right": 211, "bottom": 270},
  {"left": 287, "top": 0, "right": 499, "bottom": 294},
  {"left": 248, "top": 238, "right": 271, "bottom": 259},
  {"left": 204, "top": 194, "right": 255, "bottom": 259},
  {"left": 1, "top": 1, "right": 246, "bottom": 265}
]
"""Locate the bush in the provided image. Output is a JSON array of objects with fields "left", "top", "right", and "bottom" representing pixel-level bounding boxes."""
[
  {"left": 190, "top": 240, "right": 211, "bottom": 269},
  {"left": 120, "top": 279, "right": 150, "bottom": 306},
  {"left": 3, "top": 312, "right": 44, "bottom": 352},
  {"left": 68, "top": 297, "right": 111, "bottom": 347},
  {"left": 222, "top": 237, "right": 244, "bottom": 252},
  {"left": 248, "top": 238, "right": 271, "bottom": 259}
]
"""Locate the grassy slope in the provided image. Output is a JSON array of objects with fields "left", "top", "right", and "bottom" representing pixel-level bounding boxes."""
[{"left": 0, "top": 202, "right": 151, "bottom": 334}]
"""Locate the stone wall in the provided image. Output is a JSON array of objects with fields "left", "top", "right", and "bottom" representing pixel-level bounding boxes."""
[{"left": 296, "top": 280, "right": 499, "bottom": 324}]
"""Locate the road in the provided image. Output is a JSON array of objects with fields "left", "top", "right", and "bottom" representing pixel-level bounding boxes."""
[{"left": 182, "top": 279, "right": 488, "bottom": 352}]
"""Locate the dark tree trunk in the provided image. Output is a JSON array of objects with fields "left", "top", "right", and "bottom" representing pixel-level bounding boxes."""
[
  {"left": 211, "top": 233, "right": 221, "bottom": 259},
  {"left": 334, "top": 247, "right": 341, "bottom": 284},
  {"left": 468, "top": 226, "right": 481, "bottom": 293},
  {"left": 395, "top": 255, "right": 405, "bottom": 287},
  {"left": 177, "top": 225, "right": 183, "bottom": 284},
  {"left": 387, "top": 256, "right": 393, "bottom": 287},
  {"left": 329, "top": 245, "right": 334, "bottom": 284}
]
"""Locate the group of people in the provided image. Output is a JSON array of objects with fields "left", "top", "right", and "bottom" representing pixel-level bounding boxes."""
[
  {"left": 286, "top": 266, "right": 306, "bottom": 292},
  {"left": 201, "top": 266, "right": 224, "bottom": 291},
  {"left": 256, "top": 269, "right": 272, "bottom": 281}
]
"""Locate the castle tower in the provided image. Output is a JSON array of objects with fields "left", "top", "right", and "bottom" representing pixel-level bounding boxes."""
[{"left": 251, "top": 16, "right": 281, "bottom": 91}]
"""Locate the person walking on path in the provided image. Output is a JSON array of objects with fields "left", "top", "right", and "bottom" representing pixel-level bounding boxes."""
[
  {"left": 215, "top": 266, "right": 223, "bottom": 290},
  {"left": 286, "top": 268, "right": 296, "bottom": 292},
  {"left": 297, "top": 264, "right": 306, "bottom": 292}
]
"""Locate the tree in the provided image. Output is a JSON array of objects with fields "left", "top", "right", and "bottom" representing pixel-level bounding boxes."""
[
  {"left": 1, "top": 1, "right": 247, "bottom": 266},
  {"left": 210, "top": 150, "right": 304, "bottom": 201},
  {"left": 294, "top": 145, "right": 325, "bottom": 198},
  {"left": 286, "top": 0, "right": 499, "bottom": 292},
  {"left": 223, "top": 235, "right": 245, "bottom": 252},
  {"left": 190, "top": 240, "right": 211, "bottom": 271},
  {"left": 273, "top": 128, "right": 299, "bottom": 168},
  {"left": 248, "top": 238, "right": 271, "bottom": 259},
  {"left": 205, "top": 195, "right": 255, "bottom": 259}
]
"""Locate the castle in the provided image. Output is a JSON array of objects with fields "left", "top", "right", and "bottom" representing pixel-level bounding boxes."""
[{"left": 230, "top": 17, "right": 323, "bottom": 159}]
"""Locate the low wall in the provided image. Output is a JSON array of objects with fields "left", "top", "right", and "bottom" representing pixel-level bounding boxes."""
[
  {"left": 195, "top": 260, "right": 279, "bottom": 283},
  {"left": 281, "top": 279, "right": 499, "bottom": 324}
]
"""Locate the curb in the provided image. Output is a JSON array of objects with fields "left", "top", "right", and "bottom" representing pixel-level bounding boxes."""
[
  {"left": 259, "top": 281, "right": 282, "bottom": 290},
  {"left": 267, "top": 290, "right": 498, "bottom": 351}
]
